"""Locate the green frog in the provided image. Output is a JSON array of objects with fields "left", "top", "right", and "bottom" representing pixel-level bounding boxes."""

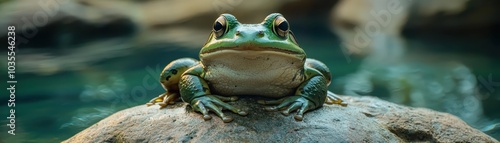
[{"left": 147, "top": 13, "right": 346, "bottom": 123}]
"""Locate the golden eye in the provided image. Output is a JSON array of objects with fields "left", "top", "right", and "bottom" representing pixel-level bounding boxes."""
[
  {"left": 273, "top": 16, "right": 289, "bottom": 38},
  {"left": 213, "top": 16, "right": 227, "bottom": 38}
]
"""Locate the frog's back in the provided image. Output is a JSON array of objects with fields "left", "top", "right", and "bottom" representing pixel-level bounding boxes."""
[{"left": 202, "top": 50, "right": 305, "bottom": 98}]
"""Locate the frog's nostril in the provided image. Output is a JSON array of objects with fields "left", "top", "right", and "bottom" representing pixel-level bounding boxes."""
[{"left": 257, "top": 31, "right": 264, "bottom": 37}]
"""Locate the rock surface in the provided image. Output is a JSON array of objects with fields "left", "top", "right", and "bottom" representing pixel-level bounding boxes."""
[{"left": 64, "top": 95, "right": 498, "bottom": 143}]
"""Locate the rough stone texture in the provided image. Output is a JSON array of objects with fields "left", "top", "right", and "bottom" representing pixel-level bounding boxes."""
[{"left": 64, "top": 96, "right": 498, "bottom": 143}]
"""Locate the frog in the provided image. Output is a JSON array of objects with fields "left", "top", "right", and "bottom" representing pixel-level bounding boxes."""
[{"left": 146, "top": 13, "right": 346, "bottom": 123}]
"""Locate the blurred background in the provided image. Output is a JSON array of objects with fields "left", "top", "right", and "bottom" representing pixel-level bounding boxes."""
[{"left": 0, "top": 0, "right": 499, "bottom": 142}]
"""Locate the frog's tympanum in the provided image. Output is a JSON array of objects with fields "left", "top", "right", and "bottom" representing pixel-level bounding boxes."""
[{"left": 147, "top": 13, "right": 346, "bottom": 123}]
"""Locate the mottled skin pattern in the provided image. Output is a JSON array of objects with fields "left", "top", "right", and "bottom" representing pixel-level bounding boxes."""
[{"left": 147, "top": 13, "right": 346, "bottom": 122}]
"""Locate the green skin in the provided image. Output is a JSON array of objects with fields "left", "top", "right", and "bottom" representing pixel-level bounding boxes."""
[{"left": 147, "top": 13, "right": 346, "bottom": 123}]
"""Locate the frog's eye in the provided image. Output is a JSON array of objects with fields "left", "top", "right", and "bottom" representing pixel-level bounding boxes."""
[
  {"left": 273, "top": 16, "right": 289, "bottom": 38},
  {"left": 213, "top": 16, "right": 227, "bottom": 38}
]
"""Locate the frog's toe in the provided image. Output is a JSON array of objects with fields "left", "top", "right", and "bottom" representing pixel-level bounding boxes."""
[
  {"left": 203, "top": 115, "right": 212, "bottom": 120},
  {"left": 192, "top": 101, "right": 212, "bottom": 121},
  {"left": 264, "top": 96, "right": 300, "bottom": 111},
  {"left": 146, "top": 93, "right": 167, "bottom": 106},
  {"left": 158, "top": 102, "right": 168, "bottom": 107},
  {"left": 207, "top": 95, "right": 247, "bottom": 116},
  {"left": 147, "top": 93, "right": 180, "bottom": 108},
  {"left": 281, "top": 102, "right": 302, "bottom": 116},
  {"left": 293, "top": 101, "right": 315, "bottom": 121},
  {"left": 264, "top": 96, "right": 316, "bottom": 121},
  {"left": 191, "top": 95, "right": 245, "bottom": 123},
  {"left": 204, "top": 99, "right": 231, "bottom": 121},
  {"left": 222, "top": 116, "right": 233, "bottom": 122},
  {"left": 326, "top": 91, "right": 348, "bottom": 106},
  {"left": 146, "top": 93, "right": 179, "bottom": 108},
  {"left": 294, "top": 114, "right": 304, "bottom": 121}
]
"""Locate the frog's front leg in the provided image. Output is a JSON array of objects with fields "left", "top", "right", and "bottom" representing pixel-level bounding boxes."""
[
  {"left": 180, "top": 65, "right": 247, "bottom": 123},
  {"left": 146, "top": 58, "right": 199, "bottom": 108},
  {"left": 259, "top": 67, "right": 328, "bottom": 121},
  {"left": 259, "top": 59, "right": 345, "bottom": 121}
]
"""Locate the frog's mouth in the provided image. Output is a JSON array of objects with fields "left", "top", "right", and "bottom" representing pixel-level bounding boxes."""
[
  {"left": 200, "top": 47, "right": 306, "bottom": 62},
  {"left": 201, "top": 46, "right": 304, "bottom": 57}
]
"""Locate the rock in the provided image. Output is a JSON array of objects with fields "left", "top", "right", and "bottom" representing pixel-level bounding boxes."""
[{"left": 64, "top": 96, "right": 497, "bottom": 143}]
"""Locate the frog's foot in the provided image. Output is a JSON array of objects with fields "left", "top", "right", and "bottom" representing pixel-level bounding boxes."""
[
  {"left": 325, "top": 91, "right": 348, "bottom": 106},
  {"left": 146, "top": 92, "right": 180, "bottom": 108},
  {"left": 191, "top": 95, "right": 247, "bottom": 123},
  {"left": 258, "top": 96, "right": 315, "bottom": 121}
]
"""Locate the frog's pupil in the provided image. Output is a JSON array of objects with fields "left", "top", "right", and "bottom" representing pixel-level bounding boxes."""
[
  {"left": 214, "top": 22, "right": 223, "bottom": 31},
  {"left": 278, "top": 21, "right": 289, "bottom": 31}
]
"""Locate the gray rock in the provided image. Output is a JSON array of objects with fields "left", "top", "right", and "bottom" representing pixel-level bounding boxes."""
[{"left": 64, "top": 96, "right": 498, "bottom": 143}]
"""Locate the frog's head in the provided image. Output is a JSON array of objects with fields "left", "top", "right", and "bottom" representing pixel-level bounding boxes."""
[{"left": 200, "top": 13, "right": 305, "bottom": 60}]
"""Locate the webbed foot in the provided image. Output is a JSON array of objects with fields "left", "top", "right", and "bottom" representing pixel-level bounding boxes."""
[
  {"left": 258, "top": 96, "right": 316, "bottom": 121},
  {"left": 325, "top": 91, "right": 348, "bottom": 106},
  {"left": 191, "top": 95, "right": 247, "bottom": 123},
  {"left": 146, "top": 92, "right": 180, "bottom": 108}
]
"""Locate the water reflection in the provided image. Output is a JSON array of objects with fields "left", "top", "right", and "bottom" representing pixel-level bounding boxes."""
[
  {"left": 339, "top": 34, "right": 498, "bottom": 135},
  {"left": 330, "top": 0, "right": 500, "bottom": 137},
  {"left": 60, "top": 107, "right": 115, "bottom": 129},
  {"left": 79, "top": 74, "right": 127, "bottom": 102}
]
